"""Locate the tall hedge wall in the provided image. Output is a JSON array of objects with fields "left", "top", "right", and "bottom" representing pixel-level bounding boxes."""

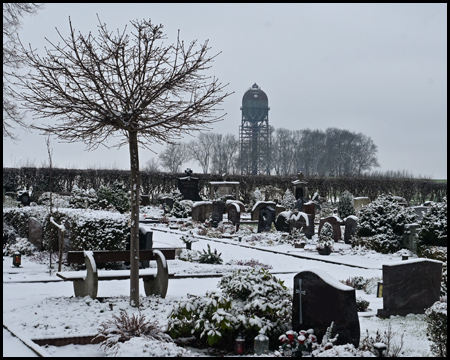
[{"left": 3, "top": 167, "right": 446, "bottom": 205}]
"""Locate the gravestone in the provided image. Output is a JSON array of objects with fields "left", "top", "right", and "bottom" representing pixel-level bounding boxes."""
[
  {"left": 178, "top": 169, "right": 202, "bottom": 201},
  {"left": 294, "top": 197, "right": 306, "bottom": 211},
  {"left": 18, "top": 191, "right": 31, "bottom": 206},
  {"left": 211, "top": 200, "right": 224, "bottom": 227},
  {"left": 344, "top": 216, "right": 358, "bottom": 244},
  {"left": 275, "top": 211, "right": 291, "bottom": 233},
  {"left": 159, "top": 196, "right": 174, "bottom": 212},
  {"left": 353, "top": 197, "right": 370, "bottom": 212},
  {"left": 140, "top": 195, "right": 150, "bottom": 206},
  {"left": 302, "top": 201, "right": 315, "bottom": 216},
  {"left": 258, "top": 205, "right": 276, "bottom": 232},
  {"left": 377, "top": 259, "right": 443, "bottom": 317},
  {"left": 126, "top": 227, "right": 153, "bottom": 268},
  {"left": 318, "top": 216, "right": 342, "bottom": 241},
  {"left": 402, "top": 223, "right": 419, "bottom": 252},
  {"left": 412, "top": 206, "right": 428, "bottom": 222},
  {"left": 28, "top": 217, "right": 43, "bottom": 250},
  {"left": 191, "top": 201, "right": 212, "bottom": 222},
  {"left": 293, "top": 269, "right": 360, "bottom": 347},
  {"left": 227, "top": 202, "right": 241, "bottom": 225},
  {"left": 377, "top": 259, "right": 442, "bottom": 317},
  {"left": 290, "top": 211, "right": 314, "bottom": 239},
  {"left": 226, "top": 200, "right": 245, "bottom": 213},
  {"left": 251, "top": 201, "right": 276, "bottom": 221}
]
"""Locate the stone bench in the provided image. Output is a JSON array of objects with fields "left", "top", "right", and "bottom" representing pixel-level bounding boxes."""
[{"left": 56, "top": 249, "right": 176, "bottom": 299}]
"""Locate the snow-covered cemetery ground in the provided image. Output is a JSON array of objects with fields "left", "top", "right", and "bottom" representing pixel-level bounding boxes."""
[{"left": 3, "top": 192, "right": 447, "bottom": 357}]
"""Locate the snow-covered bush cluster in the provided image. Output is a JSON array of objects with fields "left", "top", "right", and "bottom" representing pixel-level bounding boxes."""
[
  {"left": 197, "top": 244, "right": 223, "bottom": 264},
  {"left": 353, "top": 194, "right": 416, "bottom": 254},
  {"left": 337, "top": 190, "right": 355, "bottom": 219},
  {"left": 339, "top": 276, "right": 382, "bottom": 295},
  {"left": 37, "top": 192, "right": 70, "bottom": 208},
  {"left": 4, "top": 237, "right": 37, "bottom": 256},
  {"left": 167, "top": 268, "right": 292, "bottom": 350},
  {"left": 68, "top": 185, "right": 130, "bottom": 213},
  {"left": 97, "top": 182, "right": 130, "bottom": 214},
  {"left": 425, "top": 300, "right": 447, "bottom": 357},
  {"left": 279, "top": 189, "right": 296, "bottom": 210},
  {"left": 417, "top": 197, "right": 447, "bottom": 248},
  {"left": 317, "top": 222, "right": 334, "bottom": 254}
]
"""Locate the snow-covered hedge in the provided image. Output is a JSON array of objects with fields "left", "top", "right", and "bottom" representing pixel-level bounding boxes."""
[
  {"left": 417, "top": 197, "right": 447, "bottom": 247},
  {"left": 354, "top": 194, "right": 416, "bottom": 254},
  {"left": 4, "top": 206, "right": 129, "bottom": 254},
  {"left": 167, "top": 268, "right": 292, "bottom": 350},
  {"left": 425, "top": 300, "right": 447, "bottom": 357}
]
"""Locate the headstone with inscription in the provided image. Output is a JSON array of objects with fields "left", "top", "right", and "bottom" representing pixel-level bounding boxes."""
[
  {"left": 191, "top": 201, "right": 212, "bottom": 222},
  {"left": 178, "top": 168, "right": 202, "bottom": 201},
  {"left": 293, "top": 270, "right": 360, "bottom": 347},
  {"left": 377, "top": 259, "right": 442, "bottom": 317},
  {"left": 227, "top": 202, "right": 241, "bottom": 225}
]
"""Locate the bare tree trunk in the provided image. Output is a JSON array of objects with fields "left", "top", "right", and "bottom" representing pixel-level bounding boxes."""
[{"left": 129, "top": 130, "right": 141, "bottom": 307}]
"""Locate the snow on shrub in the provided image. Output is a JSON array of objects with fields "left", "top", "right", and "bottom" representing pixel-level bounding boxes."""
[
  {"left": 425, "top": 300, "right": 447, "bottom": 357},
  {"left": 417, "top": 197, "right": 447, "bottom": 248},
  {"left": 97, "top": 182, "right": 130, "bottom": 214},
  {"left": 354, "top": 194, "right": 416, "bottom": 254},
  {"left": 337, "top": 190, "right": 355, "bottom": 219},
  {"left": 167, "top": 268, "right": 292, "bottom": 350}
]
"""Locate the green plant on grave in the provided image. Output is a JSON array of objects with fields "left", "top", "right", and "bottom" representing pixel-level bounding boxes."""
[
  {"left": 416, "top": 197, "right": 447, "bottom": 249},
  {"left": 167, "top": 268, "right": 292, "bottom": 350},
  {"left": 197, "top": 244, "right": 223, "bottom": 264},
  {"left": 356, "top": 297, "right": 370, "bottom": 312}
]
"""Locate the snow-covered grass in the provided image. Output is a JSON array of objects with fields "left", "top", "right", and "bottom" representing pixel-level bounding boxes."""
[{"left": 3, "top": 205, "right": 442, "bottom": 357}]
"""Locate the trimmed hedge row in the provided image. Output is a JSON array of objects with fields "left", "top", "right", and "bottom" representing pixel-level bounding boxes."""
[
  {"left": 3, "top": 167, "right": 447, "bottom": 205},
  {"left": 3, "top": 206, "right": 129, "bottom": 253}
]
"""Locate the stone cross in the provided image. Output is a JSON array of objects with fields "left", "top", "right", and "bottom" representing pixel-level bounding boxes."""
[
  {"left": 295, "top": 278, "right": 306, "bottom": 324},
  {"left": 184, "top": 168, "right": 193, "bottom": 176}
]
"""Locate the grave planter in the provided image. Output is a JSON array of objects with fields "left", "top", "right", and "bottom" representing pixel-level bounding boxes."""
[{"left": 317, "top": 245, "right": 332, "bottom": 255}]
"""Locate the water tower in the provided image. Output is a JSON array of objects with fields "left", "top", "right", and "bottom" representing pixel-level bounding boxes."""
[{"left": 239, "top": 83, "right": 271, "bottom": 175}]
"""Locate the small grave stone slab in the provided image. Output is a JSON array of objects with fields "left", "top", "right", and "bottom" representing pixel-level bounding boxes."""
[
  {"left": 353, "top": 197, "right": 370, "bottom": 211},
  {"left": 377, "top": 259, "right": 443, "bottom": 317},
  {"left": 293, "top": 269, "right": 360, "bottom": 347},
  {"left": 402, "top": 223, "right": 419, "bottom": 252},
  {"left": 251, "top": 201, "right": 276, "bottom": 221},
  {"left": 302, "top": 201, "right": 315, "bottom": 216},
  {"left": 140, "top": 195, "right": 150, "bottom": 206},
  {"left": 318, "top": 216, "right": 342, "bottom": 241},
  {"left": 344, "top": 216, "right": 358, "bottom": 244},
  {"left": 191, "top": 201, "right": 212, "bottom": 222},
  {"left": 275, "top": 211, "right": 291, "bottom": 233},
  {"left": 227, "top": 203, "right": 241, "bottom": 225},
  {"left": 28, "top": 217, "right": 43, "bottom": 250},
  {"left": 211, "top": 200, "right": 224, "bottom": 226},
  {"left": 412, "top": 206, "right": 429, "bottom": 222},
  {"left": 257, "top": 205, "right": 276, "bottom": 232},
  {"left": 289, "top": 211, "right": 314, "bottom": 239},
  {"left": 18, "top": 191, "right": 31, "bottom": 206},
  {"left": 225, "top": 200, "right": 245, "bottom": 213},
  {"left": 159, "top": 197, "right": 174, "bottom": 212}
]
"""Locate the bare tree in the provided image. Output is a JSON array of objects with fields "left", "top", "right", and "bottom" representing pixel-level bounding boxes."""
[
  {"left": 143, "top": 158, "right": 160, "bottom": 172},
  {"left": 187, "top": 132, "right": 215, "bottom": 173},
  {"left": 12, "top": 17, "right": 231, "bottom": 307},
  {"left": 3, "top": 3, "right": 44, "bottom": 139},
  {"left": 159, "top": 143, "right": 190, "bottom": 173}
]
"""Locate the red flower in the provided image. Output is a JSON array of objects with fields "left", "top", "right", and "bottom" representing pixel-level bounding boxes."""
[
  {"left": 287, "top": 333, "right": 295, "bottom": 343},
  {"left": 297, "top": 334, "right": 306, "bottom": 345}
]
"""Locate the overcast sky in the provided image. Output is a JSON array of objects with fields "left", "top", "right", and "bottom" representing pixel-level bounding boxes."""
[{"left": 3, "top": 3, "right": 447, "bottom": 179}]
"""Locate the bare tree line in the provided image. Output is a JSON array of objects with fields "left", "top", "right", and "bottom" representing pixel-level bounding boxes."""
[{"left": 153, "top": 127, "right": 380, "bottom": 176}]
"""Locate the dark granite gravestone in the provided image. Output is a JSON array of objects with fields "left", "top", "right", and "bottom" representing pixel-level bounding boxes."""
[
  {"left": 275, "top": 211, "right": 291, "bottom": 233},
  {"left": 318, "top": 216, "right": 342, "bottom": 242},
  {"left": 257, "top": 205, "right": 276, "bottom": 232},
  {"left": 227, "top": 202, "right": 241, "bottom": 225},
  {"left": 140, "top": 195, "right": 150, "bottom": 206},
  {"left": 344, "top": 216, "right": 358, "bottom": 244},
  {"left": 289, "top": 211, "right": 314, "bottom": 239},
  {"left": 302, "top": 201, "right": 316, "bottom": 216},
  {"left": 28, "top": 217, "right": 43, "bottom": 251},
  {"left": 159, "top": 196, "right": 174, "bottom": 212},
  {"left": 377, "top": 259, "right": 443, "bottom": 317},
  {"left": 293, "top": 270, "right": 360, "bottom": 348},
  {"left": 18, "top": 191, "right": 31, "bottom": 206},
  {"left": 125, "top": 227, "right": 153, "bottom": 268},
  {"left": 211, "top": 200, "right": 224, "bottom": 227},
  {"left": 178, "top": 176, "right": 202, "bottom": 201},
  {"left": 251, "top": 201, "right": 276, "bottom": 221},
  {"left": 191, "top": 201, "right": 212, "bottom": 222}
]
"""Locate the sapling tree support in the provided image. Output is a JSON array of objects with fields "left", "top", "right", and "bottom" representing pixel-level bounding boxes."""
[{"left": 11, "top": 17, "right": 231, "bottom": 307}]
